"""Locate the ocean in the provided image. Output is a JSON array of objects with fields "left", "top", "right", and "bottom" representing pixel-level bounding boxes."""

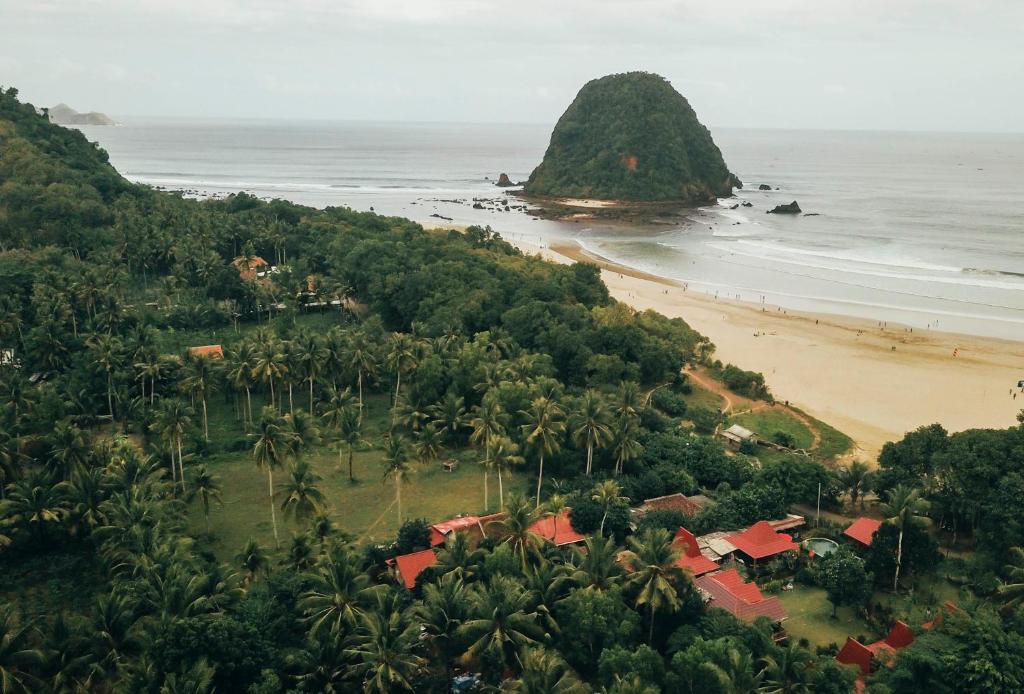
[{"left": 77, "top": 119, "right": 1024, "bottom": 340}]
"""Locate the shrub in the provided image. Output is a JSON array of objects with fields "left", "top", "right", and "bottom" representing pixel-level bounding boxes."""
[
  {"left": 772, "top": 431, "right": 796, "bottom": 448},
  {"left": 651, "top": 388, "right": 687, "bottom": 417},
  {"left": 638, "top": 509, "right": 688, "bottom": 533},
  {"left": 395, "top": 518, "right": 431, "bottom": 555},
  {"left": 689, "top": 406, "right": 720, "bottom": 435}
]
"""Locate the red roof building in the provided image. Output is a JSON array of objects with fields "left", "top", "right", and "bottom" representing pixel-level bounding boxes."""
[
  {"left": 232, "top": 255, "right": 269, "bottom": 282},
  {"left": 392, "top": 549, "right": 438, "bottom": 589},
  {"left": 429, "top": 516, "right": 485, "bottom": 547},
  {"left": 672, "top": 527, "right": 719, "bottom": 577},
  {"left": 641, "top": 493, "right": 704, "bottom": 518},
  {"left": 836, "top": 620, "right": 917, "bottom": 688},
  {"left": 727, "top": 521, "right": 799, "bottom": 561},
  {"left": 694, "top": 568, "right": 787, "bottom": 623},
  {"left": 836, "top": 637, "right": 874, "bottom": 676},
  {"left": 528, "top": 509, "right": 586, "bottom": 546},
  {"left": 844, "top": 517, "right": 882, "bottom": 547},
  {"left": 188, "top": 345, "right": 224, "bottom": 359}
]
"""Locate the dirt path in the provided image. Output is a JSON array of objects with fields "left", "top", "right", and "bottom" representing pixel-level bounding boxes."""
[
  {"left": 357, "top": 498, "right": 397, "bottom": 543},
  {"left": 684, "top": 367, "right": 735, "bottom": 414}
]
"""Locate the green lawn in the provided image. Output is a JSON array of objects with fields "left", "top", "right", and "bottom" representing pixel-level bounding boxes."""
[
  {"left": 732, "top": 408, "right": 815, "bottom": 450},
  {"left": 809, "top": 414, "right": 855, "bottom": 462},
  {"left": 685, "top": 381, "right": 727, "bottom": 413},
  {"left": 778, "top": 586, "right": 873, "bottom": 648}
]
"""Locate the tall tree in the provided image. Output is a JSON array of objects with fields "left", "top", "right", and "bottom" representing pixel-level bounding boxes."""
[
  {"left": 620, "top": 528, "right": 686, "bottom": 643},
  {"left": 250, "top": 406, "right": 297, "bottom": 548},
  {"left": 837, "top": 461, "right": 873, "bottom": 511},
  {"left": 382, "top": 434, "right": 413, "bottom": 525},
  {"left": 180, "top": 351, "right": 220, "bottom": 441},
  {"left": 881, "top": 484, "right": 930, "bottom": 593},
  {"left": 277, "top": 460, "right": 326, "bottom": 526},
  {"left": 152, "top": 398, "right": 194, "bottom": 493},
  {"left": 569, "top": 389, "right": 613, "bottom": 476},
  {"left": 187, "top": 465, "right": 223, "bottom": 534},
  {"left": 469, "top": 396, "right": 506, "bottom": 512},
  {"left": 592, "top": 479, "right": 628, "bottom": 537},
  {"left": 520, "top": 396, "right": 566, "bottom": 508}
]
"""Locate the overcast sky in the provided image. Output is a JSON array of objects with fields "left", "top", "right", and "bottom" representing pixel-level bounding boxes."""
[{"left": 2, "top": 0, "right": 1022, "bottom": 132}]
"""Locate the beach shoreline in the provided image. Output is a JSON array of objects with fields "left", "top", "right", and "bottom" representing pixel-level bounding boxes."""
[{"left": 506, "top": 236, "right": 1023, "bottom": 463}]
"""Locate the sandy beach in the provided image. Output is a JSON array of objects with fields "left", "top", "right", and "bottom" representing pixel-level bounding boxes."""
[{"left": 510, "top": 238, "right": 1023, "bottom": 463}]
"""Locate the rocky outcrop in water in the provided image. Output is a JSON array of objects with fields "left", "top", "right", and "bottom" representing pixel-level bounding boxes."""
[
  {"left": 767, "top": 201, "right": 801, "bottom": 214},
  {"left": 495, "top": 173, "right": 516, "bottom": 187}
]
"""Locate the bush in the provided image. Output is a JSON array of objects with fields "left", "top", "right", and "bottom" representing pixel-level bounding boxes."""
[
  {"left": 689, "top": 406, "right": 720, "bottom": 435},
  {"left": 651, "top": 388, "right": 687, "bottom": 417},
  {"left": 395, "top": 518, "right": 431, "bottom": 555},
  {"left": 637, "top": 509, "right": 688, "bottom": 533}
]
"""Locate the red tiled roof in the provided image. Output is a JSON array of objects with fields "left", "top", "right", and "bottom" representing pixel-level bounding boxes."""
[
  {"left": 695, "top": 568, "right": 787, "bottom": 623},
  {"left": 844, "top": 517, "right": 882, "bottom": 547},
  {"left": 727, "top": 521, "right": 798, "bottom": 560},
  {"left": 642, "top": 493, "right": 702, "bottom": 517},
  {"left": 529, "top": 510, "right": 586, "bottom": 546},
  {"left": 232, "top": 256, "right": 269, "bottom": 281},
  {"left": 879, "top": 620, "right": 914, "bottom": 649},
  {"left": 429, "top": 516, "right": 484, "bottom": 547},
  {"left": 836, "top": 637, "right": 873, "bottom": 676},
  {"left": 393, "top": 549, "right": 437, "bottom": 589},
  {"left": 188, "top": 345, "right": 224, "bottom": 359},
  {"left": 673, "top": 527, "right": 719, "bottom": 577}
]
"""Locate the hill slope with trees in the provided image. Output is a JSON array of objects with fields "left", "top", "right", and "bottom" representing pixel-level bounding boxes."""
[{"left": 524, "top": 72, "right": 740, "bottom": 203}]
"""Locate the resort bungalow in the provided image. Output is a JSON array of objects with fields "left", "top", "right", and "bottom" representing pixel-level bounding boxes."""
[
  {"left": 695, "top": 568, "right": 787, "bottom": 624},
  {"left": 672, "top": 527, "right": 719, "bottom": 577},
  {"left": 843, "top": 517, "right": 882, "bottom": 548},
  {"left": 727, "top": 520, "right": 799, "bottom": 564},
  {"left": 836, "top": 621, "right": 915, "bottom": 687},
  {"left": 389, "top": 548, "right": 438, "bottom": 589},
  {"left": 231, "top": 255, "right": 270, "bottom": 282},
  {"left": 631, "top": 493, "right": 712, "bottom": 528},
  {"left": 721, "top": 423, "right": 757, "bottom": 451},
  {"left": 528, "top": 509, "right": 586, "bottom": 546},
  {"left": 428, "top": 516, "right": 486, "bottom": 547},
  {"left": 187, "top": 344, "right": 224, "bottom": 359}
]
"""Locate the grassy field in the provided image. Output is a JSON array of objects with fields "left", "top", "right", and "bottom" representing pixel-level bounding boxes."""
[
  {"left": 732, "top": 408, "right": 815, "bottom": 450},
  {"left": 189, "top": 392, "right": 528, "bottom": 559},
  {"left": 684, "top": 380, "right": 728, "bottom": 413},
  {"left": 809, "top": 415, "right": 855, "bottom": 462},
  {"left": 778, "top": 586, "right": 874, "bottom": 648}
]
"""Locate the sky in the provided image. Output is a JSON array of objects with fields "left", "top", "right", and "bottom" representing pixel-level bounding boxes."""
[{"left": 2, "top": 0, "right": 1023, "bottom": 132}]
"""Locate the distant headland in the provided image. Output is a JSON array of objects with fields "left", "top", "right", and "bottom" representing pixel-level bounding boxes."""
[{"left": 45, "top": 102, "right": 117, "bottom": 126}]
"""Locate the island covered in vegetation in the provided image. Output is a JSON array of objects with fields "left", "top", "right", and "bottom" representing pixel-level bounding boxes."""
[
  {"left": 524, "top": 72, "right": 740, "bottom": 204},
  {"left": 2, "top": 84, "right": 1024, "bottom": 694}
]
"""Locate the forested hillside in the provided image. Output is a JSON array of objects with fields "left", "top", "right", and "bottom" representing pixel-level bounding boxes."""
[{"left": 1, "top": 85, "right": 1023, "bottom": 694}]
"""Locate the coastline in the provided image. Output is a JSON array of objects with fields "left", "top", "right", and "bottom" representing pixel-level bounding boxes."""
[{"left": 507, "top": 237, "right": 1023, "bottom": 463}]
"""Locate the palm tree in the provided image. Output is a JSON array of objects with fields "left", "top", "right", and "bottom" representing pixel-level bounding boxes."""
[
  {"left": 1, "top": 475, "right": 67, "bottom": 545},
  {"left": 569, "top": 390, "right": 613, "bottom": 476},
  {"left": 837, "top": 461, "right": 873, "bottom": 511},
  {"left": 382, "top": 434, "right": 413, "bottom": 525},
  {"left": 310, "top": 512, "right": 336, "bottom": 551},
  {"left": 159, "top": 659, "right": 215, "bottom": 694},
  {"left": 344, "top": 599, "right": 425, "bottom": 693},
  {"left": 620, "top": 527, "right": 686, "bottom": 643},
  {"left": 570, "top": 535, "right": 623, "bottom": 591},
  {"left": 611, "top": 414, "right": 644, "bottom": 476},
  {"left": 592, "top": 479, "right": 627, "bottom": 537},
  {"left": 226, "top": 342, "right": 256, "bottom": 425},
  {"left": 418, "top": 572, "right": 470, "bottom": 683},
  {"left": 235, "top": 538, "right": 270, "bottom": 586},
  {"left": 286, "top": 532, "right": 317, "bottom": 571},
  {"left": 46, "top": 420, "right": 89, "bottom": 480},
  {"left": 458, "top": 574, "right": 542, "bottom": 675},
  {"left": 152, "top": 399, "right": 193, "bottom": 493},
  {"left": 520, "top": 396, "right": 565, "bottom": 509},
  {"left": 490, "top": 436, "right": 524, "bottom": 509},
  {"left": 133, "top": 353, "right": 163, "bottom": 406},
  {"left": 614, "top": 380, "right": 642, "bottom": 421},
  {"left": 997, "top": 546, "right": 1024, "bottom": 613},
  {"left": 347, "top": 331, "right": 377, "bottom": 423},
  {"left": 250, "top": 406, "right": 297, "bottom": 548},
  {"left": 414, "top": 423, "right": 445, "bottom": 467},
  {"left": 707, "top": 647, "right": 761, "bottom": 694},
  {"left": 187, "top": 465, "right": 223, "bottom": 534},
  {"left": 0, "top": 606, "right": 45, "bottom": 693},
  {"left": 87, "top": 333, "right": 122, "bottom": 421},
  {"left": 277, "top": 460, "right": 326, "bottom": 526},
  {"left": 491, "top": 493, "right": 542, "bottom": 570},
  {"left": 252, "top": 339, "right": 285, "bottom": 412},
  {"left": 430, "top": 392, "right": 467, "bottom": 444},
  {"left": 545, "top": 493, "right": 568, "bottom": 544},
  {"left": 757, "top": 643, "right": 815, "bottom": 694},
  {"left": 65, "top": 466, "right": 108, "bottom": 534},
  {"left": 180, "top": 352, "right": 220, "bottom": 441},
  {"left": 881, "top": 484, "right": 930, "bottom": 593},
  {"left": 510, "top": 648, "right": 589, "bottom": 694},
  {"left": 385, "top": 333, "right": 419, "bottom": 414},
  {"left": 300, "top": 546, "right": 377, "bottom": 637},
  {"left": 294, "top": 331, "right": 328, "bottom": 412},
  {"left": 469, "top": 396, "right": 506, "bottom": 512},
  {"left": 328, "top": 405, "right": 363, "bottom": 482}
]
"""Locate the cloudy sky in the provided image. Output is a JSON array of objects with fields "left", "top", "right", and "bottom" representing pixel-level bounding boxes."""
[{"left": 2, "top": 0, "right": 1022, "bottom": 132}]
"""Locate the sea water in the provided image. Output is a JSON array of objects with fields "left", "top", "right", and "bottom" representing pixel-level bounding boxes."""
[{"left": 78, "top": 119, "right": 1024, "bottom": 340}]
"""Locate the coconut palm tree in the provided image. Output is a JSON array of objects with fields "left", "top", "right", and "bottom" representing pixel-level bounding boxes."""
[
  {"left": 277, "top": 460, "right": 326, "bottom": 526},
  {"left": 997, "top": 546, "right": 1024, "bottom": 613},
  {"left": 0, "top": 474, "right": 67, "bottom": 545},
  {"left": 152, "top": 398, "right": 194, "bottom": 493},
  {"left": 614, "top": 380, "right": 642, "bottom": 421},
  {"left": 570, "top": 535, "right": 623, "bottom": 591},
  {"left": 385, "top": 333, "right": 419, "bottom": 414},
  {"left": 458, "top": 574, "right": 542, "bottom": 675},
  {"left": 46, "top": 420, "right": 89, "bottom": 480},
  {"left": 0, "top": 605, "right": 45, "bottom": 693},
  {"left": 430, "top": 392, "right": 467, "bottom": 444},
  {"left": 64, "top": 466, "right": 108, "bottom": 534},
  {"left": 837, "top": 461, "right": 873, "bottom": 511},
  {"left": 592, "top": 479, "right": 628, "bottom": 537},
  {"left": 226, "top": 342, "right": 256, "bottom": 425},
  {"left": 382, "top": 434, "right": 413, "bottom": 525},
  {"left": 469, "top": 396, "right": 506, "bottom": 512},
  {"left": 545, "top": 493, "right": 568, "bottom": 544},
  {"left": 187, "top": 465, "right": 223, "bottom": 534},
  {"left": 490, "top": 436, "right": 524, "bottom": 509},
  {"left": 569, "top": 390, "right": 613, "bottom": 476},
  {"left": 881, "top": 484, "right": 930, "bottom": 593},
  {"left": 611, "top": 414, "right": 644, "bottom": 476},
  {"left": 328, "top": 405, "right": 363, "bottom": 482},
  {"left": 510, "top": 648, "right": 589, "bottom": 694},
  {"left": 87, "top": 333, "right": 122, "bottom": 421},
  {"left": 133, "top": 352, "right": 163, "bottom": 406},
  {"left": 235, "top": 538, "right": 270, "bottom": 586},
  {"left": 252, "top": 339, "right": 285, "bottom": 412},
  {"left": 347, "top": 331, "right": 377, "bottom": 423},
  {"left": 620, "top": 527, "right": 686, "bottom": 643},
  {"left": 520, "top": 396, "right": 565, "bottom": 509},
  {"left": 491, "top": 493, "right": 543, "bottom": 570},
  {"left": 344, "top": 598, "right": 425, "bottom": 693},
  {"left": 286, "top": 532, "right": 317, "bottom": 571},
  {"left": 757, "top": 643, "right": 815, "bottom": 694},
  {"left": 310, "top": 512, "right": 336, "bottom": 551},
  {"left": 300, "top": 546, "right": 377, "bottom": 637},
  {"left": 417, "top": 572, "right": 470, "bottom": 683},
  {"left": 414, "top": 423, "right": 444, "bottom": 467},
  {"left": 180, "top": 351, "right": 220, "bottom": 441},
  {"left": 294, "top": 331, "right": 328, "bottom": 412},
  {"left": 250, "top": 406, "right": 297, "bottom": 548}
]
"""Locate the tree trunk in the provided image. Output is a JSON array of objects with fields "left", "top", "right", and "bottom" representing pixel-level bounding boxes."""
[
  {"left": 893, "top": 526, "right": 904, "bottom": 593},
  {"left": 483, "top": 437, "right": 490, "bottom": 511},
  {"left": 288, "top": 383, "right": 294, "bottom": 416},
  {"left": 649, "top": 604, "right": 655, "bottom": 644},
  {"left": 169, "top": 443, "right": 177, "bottom": 488},
  {"left": 177, "top": 435, "right": 186, "bottom": 494},
  {"left": 269, "top": 377, "right": 276, "bottom": 412},
  {"left": 348, "top": 445, "right": 355, "bottom": 482},
  {"left": 498, "top": 464, "right": 504, "bottom": 509},
  {"left": 107, "top": 374, "right": 115, "bottom": 421},
  {"left": 357, "top": 371, "right": 364, "bottom": 424},
  {"left": 245, "top": 386, "right": 252, "bottom": 425},
  {"left": 268, "top": 467, "right": 280, "bottom": 548},
  {"left": 586, "top": 443, "right": 593, "bottom": 476},
  {"left": 600, "top": 510, "right": 608, "bottom": 537},
  {"left": 396, "top": 475, "right": 402, "bottom": 524},
  {"left": 202, "top": 398, "right": 209, "bottom": 441},
  {"left": 535, "top": 454, "right": 545, "bottom": 510},
  {"left": 309, "top": 377, "right": 315, "bottom": 412}
]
